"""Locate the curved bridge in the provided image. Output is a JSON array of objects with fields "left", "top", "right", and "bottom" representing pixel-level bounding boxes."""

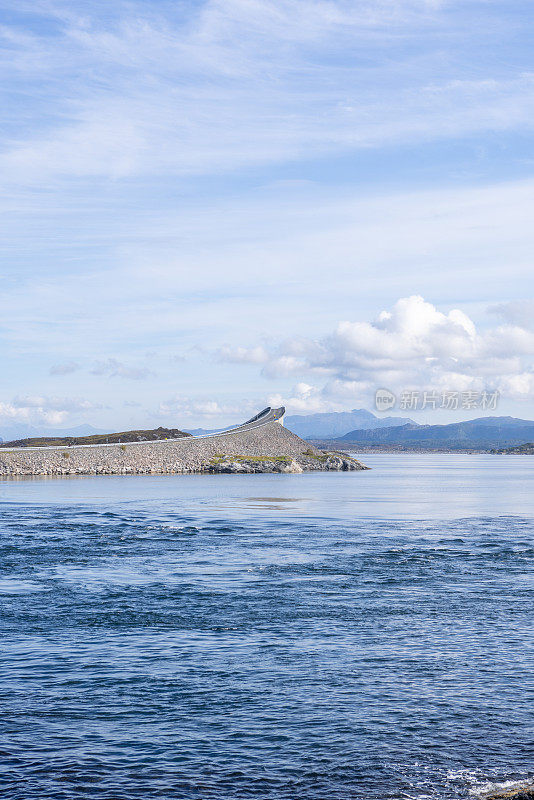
[
  {"left": 0, "top": 407, "right": 286, "bottom": 452},
  {"left": 193, "top": 406, "right": 285, "bottom": 439}
]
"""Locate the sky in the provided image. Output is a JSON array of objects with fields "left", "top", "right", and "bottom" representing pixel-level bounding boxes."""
[{"left": 1, "top": 0, "right": 534, "bottom": 433}]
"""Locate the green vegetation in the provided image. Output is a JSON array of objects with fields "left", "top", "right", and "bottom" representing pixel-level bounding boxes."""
[
  {"left": 209, "top": 454, "right": 291, "bottom": 465},
  {"left": 301, "top": 449, "right": 329, "bottom": 461},
  {"left": 490, "top": 442, "right": 534, "bottom": 454},
  {"left": 0, "top": 426, "right": 191, "bottom": 449}
]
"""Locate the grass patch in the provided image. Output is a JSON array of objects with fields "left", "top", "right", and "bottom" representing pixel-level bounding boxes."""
[
  {"left": 209, "top": 454, "right": 291, "bottom": 465},
  {"left": 301, "top": 450, "right": 328, "bottom": 461}
]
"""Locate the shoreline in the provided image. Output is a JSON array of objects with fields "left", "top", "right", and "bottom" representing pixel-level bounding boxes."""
[
  {"left": 309, "top": 442, "right": 530, "bottom": 454},
  {"left": 0, "top": 421, "right": 368, "bottom": 477}
]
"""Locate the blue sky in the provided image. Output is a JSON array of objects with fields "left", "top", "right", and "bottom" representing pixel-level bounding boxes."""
[{"left": 1, "top": 0, "right": 534, "bottom": 432}]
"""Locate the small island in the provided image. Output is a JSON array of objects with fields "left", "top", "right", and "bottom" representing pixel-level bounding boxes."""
[{"left": 0, "top": 406, "right": 368, "bottom": 477}]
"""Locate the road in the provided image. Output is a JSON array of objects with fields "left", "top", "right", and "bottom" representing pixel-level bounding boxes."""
[
  {"left": 198, "top": 406, "right": 285, "bottom": 438},
  {"left": 0, "top": 407, "right": 286, "bottom": 452}
]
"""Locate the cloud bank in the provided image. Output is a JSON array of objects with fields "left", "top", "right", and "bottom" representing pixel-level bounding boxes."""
[
  {"left": 0, "top": 396, "right": 103, "bottom": 429},
  {"left": 220, "top": 296, "right": 534, "bottom": 411},
  {"left": 0, "top": 1, "right": 532, "bottom": 428}
]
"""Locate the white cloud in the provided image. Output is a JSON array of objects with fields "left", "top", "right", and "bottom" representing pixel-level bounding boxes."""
[
  {"left": 2, "top": 1, "right": 534, "bottom": 184},
  {"left": 0, "top": 401, "right": 67, "bottom": 428},
  {"left": 220, "top": 295, "right": 534, "bottom": 402},
  {"left": 90, "top": 358, "right": 154, "bottom": 380},
  {"left": 489, "top": 300, "right": 534, "bottom": 330},
  {"left": 0, "top": 396, "right": 102, "bottom": 428},
  {"left": 2, "top": 174, "right": 532, "bottom": 363},
  {"left": 0, "top": 1, "right": 532, "bottom": 426},
  {"left": 217, "top": 345, "right": 269, "bottom": 365},
  {"left": 268, "top": 382, "right": 344, "bottom": 414},
  {"left": 157, "top": 395, "right": 251, "bottom": 421}
]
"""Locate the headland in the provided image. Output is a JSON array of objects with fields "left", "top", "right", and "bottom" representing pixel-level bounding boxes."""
[{"left": 0, "top": 407, "right": 368, "bottom": 477}]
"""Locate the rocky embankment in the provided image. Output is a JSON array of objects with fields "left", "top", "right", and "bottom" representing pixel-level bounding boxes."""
[
  {"left": 481, "top": 783, "right": 534, "bottom": 800},
  {"left": 206, "top": 451, "right": 364, "bottom": 473},
  {"left": 0, "top": 422, "right": 368, "bottom": 477}
]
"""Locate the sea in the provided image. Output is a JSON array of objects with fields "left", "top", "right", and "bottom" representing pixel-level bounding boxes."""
[{"left": 0, "top": 454, "right": 532, "bottom": 800}]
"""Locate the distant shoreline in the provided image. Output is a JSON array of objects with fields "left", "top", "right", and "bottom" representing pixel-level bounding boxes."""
[{"left": 308, "top": 441, "right": 533, "bottom": 454}]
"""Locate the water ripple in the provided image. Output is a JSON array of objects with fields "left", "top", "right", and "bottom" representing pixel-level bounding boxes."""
[{"left": 0, "top": 486, "right": 532, "bottom": 799}]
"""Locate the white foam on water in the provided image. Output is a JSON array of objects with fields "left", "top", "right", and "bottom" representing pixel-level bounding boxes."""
[
  {"left": 0, "top": 578, "right": 47, "bottom": 594},
  {"left": 468, "top": 778, "right": 534, "bottom": 798}
]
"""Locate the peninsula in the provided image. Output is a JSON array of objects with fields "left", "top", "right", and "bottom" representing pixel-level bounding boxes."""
[{"left": 0, "top": 407, "right": 368, "bottom": 477}]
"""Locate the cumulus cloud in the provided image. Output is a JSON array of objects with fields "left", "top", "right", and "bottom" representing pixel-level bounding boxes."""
[
  {"left": 220, "top": 296, "right": 534, "bottom": 402},
  {"left": 91, "top": 358, "right": 154, "bottom": 380},
  {"left": 267, "top": 383, "right": 343, "bottom": 414},
  {"left": 0, "top": 396, "right": 102, "bottom": 427}
]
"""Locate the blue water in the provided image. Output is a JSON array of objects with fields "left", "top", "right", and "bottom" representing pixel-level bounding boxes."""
[{"left": 0, "top": 455, "right": 533, "bottom": 799}]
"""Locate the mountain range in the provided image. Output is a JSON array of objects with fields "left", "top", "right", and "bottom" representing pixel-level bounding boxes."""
[
  {"left": 284, "top": 408, "right": 415, "bottom": 439},
  {"left": 4, "top": 412, "right": 534, "bottom": 452},
  {"left": 184, "top": 409, "right": 413, "bottom": 438},
  {"left": 333, "top": 416, "right": 534, "bottom": 450}
]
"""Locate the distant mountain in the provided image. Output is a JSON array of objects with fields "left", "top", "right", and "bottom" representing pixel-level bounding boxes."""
[
  {"left": 335, "top": 416, "right": 534, "bottom": 450},
  {"left": 0, "top": 423, "right": 106, "bottom": 444},
  {"left": 284, "top": 408, "right": 416, "bottom": 440}
]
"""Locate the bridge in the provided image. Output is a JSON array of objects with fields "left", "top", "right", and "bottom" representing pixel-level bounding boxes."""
[
  {"left": 197, "top": 406, "right": 285, "bottom": 438},
  {"left": 0, "top": 407, "right": 286, "bottom": 452}
]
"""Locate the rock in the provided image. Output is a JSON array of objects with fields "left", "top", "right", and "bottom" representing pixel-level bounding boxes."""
[
  {"left": 483, "top": 787, "right": 534, "bottom": 800},
  {"left": 285, "top": 459, "right": 303, "bottom": 473},
  {"left": 208, "top": 459, "right": 254, "bottom": 474},
  {"left": 0, "top": 423, "right": 369, "bottom": 477}
]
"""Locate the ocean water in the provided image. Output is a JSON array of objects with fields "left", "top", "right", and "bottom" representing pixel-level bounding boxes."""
[{"left": 0, "top": 454, "right": 532, "bottom": 800}]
